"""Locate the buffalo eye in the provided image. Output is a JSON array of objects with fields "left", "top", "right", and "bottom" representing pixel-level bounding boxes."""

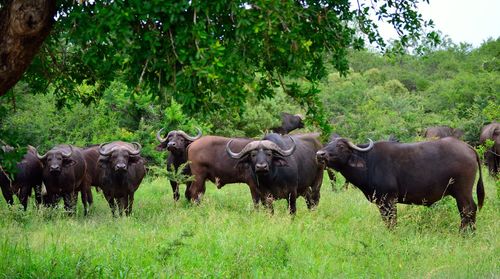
[
  {"left": 250, "top": 151, "right": 257, "bottom": 158},
  {"left": 265, "top": 150, "right": 272, "bottom": 157}
]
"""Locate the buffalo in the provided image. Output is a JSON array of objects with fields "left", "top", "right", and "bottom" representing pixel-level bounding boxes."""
[
  {"left": 316, "top": 137, "right": 484, "bottom": 231},
  {"left": 424, "top": 126, "right": 464, "bottom": 139},
  {"left": 480, "top": 122, "right": 500, "bottom": 177},
  {"left": 325, "top": 134, "right": 399, "bottom": 191},
  {"left": 97, "top": 141, "right": 146, "bottom": 216},
  {"left": 155, "top": 128, "right": 202, "bottom": 201},
  {"left": 226, "top": 133, "right": 324, "bottom": 214},
  {"left": 0, "top": 164, "right": 13, "bottom": 205},
  {"left": 10, "top": 146, "right": 44, "bottom": 209},
  {"left": 271, "top": 112, "right": 305, "bottom": 135},
  {"left": 36, "top": 145, "right": 91, "bottom": 215},
  {"left": 185, "top": 136, "right": 260, "bottom": 205},
  {"left": 82, "top": 144, "right": 104, "bottom": 202}
]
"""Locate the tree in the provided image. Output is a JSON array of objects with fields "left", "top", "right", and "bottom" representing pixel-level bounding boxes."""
[
  {"left": 0, "top": 0, "right": 56, "bottom": 96},
  {"left": 0, "top": 0, "right": 436, "bottom": 133}
]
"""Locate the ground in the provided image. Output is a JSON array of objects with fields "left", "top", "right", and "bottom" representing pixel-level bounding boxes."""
[{"left": 0, "top": 171, "right": 498, "bottom": 278}]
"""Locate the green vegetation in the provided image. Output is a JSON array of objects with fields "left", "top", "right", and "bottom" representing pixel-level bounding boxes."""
[
  {"left": 0, "top": 31, "right": 499, "bottom": 278},
  {"left": 0, "top": 175, "right": 498, "bottom": 278}
]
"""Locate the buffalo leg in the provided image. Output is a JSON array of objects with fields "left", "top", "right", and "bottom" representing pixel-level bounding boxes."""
[
  {"left": 104, "top": 192, "right": 117, "bottom": 217},
  {"left": 188, "top": 174, "right": 206, "bottom": 204},
  {"left": 18, "top": 186, "right": 30, "bottom": 210},
  {"left": 0, "top": 182, "right": 13, "bottom": 206},
  {"left": 377, "top": 199, "right": 397, "bottom": 229},
  {"left": 80, "top": 189, "right": 89, "bottom": 216},
  {"left": 116, "top": 197, "right": 125, "bottom": 216},
  {"left": 327, "top": 169, "right": 337, "bottom": 191},
  {"left": 63, "top": 192, "right": 77, "bottom": 215},
  {"left": 264, "top": 194, "right": 274, "bottom": 214},
  {"left": 125, "top": 194, "right": 134, "bottom": 216},
  {"left": 455, "top": 195, "right": 477, "bottom": 232},
  {"left": 288, "top": 191, "right": 297, "bottom": 215},
  {"left": 248, "top": 181, "right": 261, "bottom": 208},
  {"left": 34, "top": 184, "right": 42, "bottom": 208},
  {"left": 170, "top": 180, "right": 180, "bottom": 201}
]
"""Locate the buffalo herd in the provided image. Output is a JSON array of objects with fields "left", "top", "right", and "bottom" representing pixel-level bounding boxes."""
[{"left": 0, "top": 117, "right": 498, "bottom": 232}]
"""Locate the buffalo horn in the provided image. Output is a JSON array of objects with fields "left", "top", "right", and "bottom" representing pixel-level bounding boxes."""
[
  {"left": 179, "top": 127, "right": 202, "bottom": 141},
  {"left": 99, "top": 142, "right": 114, "bottom": 156},
  {"left": 295, "top": 114, "right": 305, "bottom": 120},
  {"left": 156, "top": 128, "right": 168, "bottom": 143},
  {"left": 36, "top": 147, "right": 48, "bottom": 160},
  {"left": 128, "top": 142, "right": 142, "bottom": 156},
  {"left": 226, "top": 140, "right": 261, "bottom": 159},
  {"left": 61, "top": 145, "right": 73, "bottom": 158},
  {"left": 347, "top": 139, "right": 374, "bottom": 152}
]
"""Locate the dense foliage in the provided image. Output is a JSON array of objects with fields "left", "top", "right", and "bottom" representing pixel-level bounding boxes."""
[
  {"left": 15, "top": 0, "right": 438, "bottom": 132},
  {"left": 1, "top": 39, "right": 498, "bottom": 169}
]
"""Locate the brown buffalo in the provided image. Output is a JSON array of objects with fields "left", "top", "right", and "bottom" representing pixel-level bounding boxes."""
[
  {"left": 185, "top": 136, "right": 260, "bottom": 204},
  {"left": 155, "top": 128, "right": 202, "bottom": 201},
  {"left": 36, "top": 145, "right": 91, "bottom": 215},
  {"left": 479, "top": 122, "right": 500, "bottom": 177},
  {"left": 226, "top": 133, "right": 324, "bottom": 214},
  {"left": 424, "top": 126, "right": 464, "bottom": 139},
  {"left": 316, "top": 137, "right": 484, "bottom": 231},
  {"left": 98, "top": 141, "right": 146, "bottom": 216}
]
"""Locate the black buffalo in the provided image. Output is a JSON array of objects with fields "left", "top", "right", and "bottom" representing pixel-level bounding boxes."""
[
  {"left": 98, "top": 141, "right": 146, "bottom": 216},
  {"left": 480, "top": 122, "right": 500, "bottom": 177},
  {"left": 325, "top": 134, "right": 399, "bottom": 191},
  {"left": 186, "top": 136, "right": 260, "bottom": 205},
  {"left": 271, "top": 112, "right": 305, "bottom": 134},
  {"left": 36, "top": 145, "right": 91, "bottom": 215},
  {"left": 316, "top": 137, "right": 484, "bottom": 231},
  {"left": 424, "top": 126, "right": 464, "bottom": 139},
  {"left": 226, "top": 133, "right": 324, "bottom": 214},
  {"left": 155, "top": 128, "right": 202, "bottom": 201}
]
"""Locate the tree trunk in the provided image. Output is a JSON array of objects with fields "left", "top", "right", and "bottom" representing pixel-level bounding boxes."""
[{"left": 0, "top": 0, "right": 56, "bottom": 96}]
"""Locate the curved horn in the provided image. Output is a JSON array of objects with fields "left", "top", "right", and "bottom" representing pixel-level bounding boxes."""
[
  {"left": 36, "top": 147, "right": 48, "bottom": 160},
  {"left": 295, "top": 114, "right": 305, "bottom": 120},
  {"left": 347, "top": 139, "right": 374, "bottom": 152},
  {"left": 179, "top": 127, "right": 202, "bottom": 141},
  {"left": 99, "top": 142, "right": 114, "bottom": 156},
  {"left": 226, "top": 140, "right": 260, "bottom": 159},
  {"left": 61, "top": 145, "right": 73, "bottom": 158},
  {"left": 262, "top": 137, "right": 296, "bottom": 157},
  {"left": 156, "top": 128, "right": 168, "bottom": 143},
  {"left": 128, "top": 142, "right": 142, "bottom": 156}
]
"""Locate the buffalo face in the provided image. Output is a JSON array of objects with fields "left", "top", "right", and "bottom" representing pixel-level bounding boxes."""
[
  {"left": 226, "top": 138, "right": 296, "bottom": 175},
  {"left": 37, "top": 146, "right": 75, "bottom": 175},
  {"left": 98, "top": 142, "right": 142, "bottom": 172},
  {"left": 155, "top": 128, "right": 202, "bottom": 153},
  {"left": 316, "top": 138, "right": 374, "bottom": 170}
]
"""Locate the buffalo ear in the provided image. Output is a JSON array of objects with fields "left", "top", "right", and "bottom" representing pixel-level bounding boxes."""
[
  {"left": 273, "top": 156, "right": 289, "bottom": 167},
  {"left": 129, "top": 155, "right": 142, "bottom": 164},
  {"left": 63, "top": 158, "right": 76, "bottom": 167},
  {"left": 235, "top": 156, "right": 250, "bottom": 170},
  {"left": 348, "top": 154, "right": 366, "bottom": 168},
  {"left": 98, "top": 156, "right": 109, "bottom": 168}
]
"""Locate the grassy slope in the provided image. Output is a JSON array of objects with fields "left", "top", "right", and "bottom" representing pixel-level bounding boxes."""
[{"left": 0, "top": 172, "right": 498, "bottom": 278}]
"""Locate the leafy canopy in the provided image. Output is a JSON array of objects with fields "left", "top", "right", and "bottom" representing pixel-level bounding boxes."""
[{"left": 25, "top": 0, "right": 436, "bottom": 133}]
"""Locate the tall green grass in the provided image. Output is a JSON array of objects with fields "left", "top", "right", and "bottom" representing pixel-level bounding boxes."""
[{"left": 0, "top": 171, "right": 498, "bottom": 278}]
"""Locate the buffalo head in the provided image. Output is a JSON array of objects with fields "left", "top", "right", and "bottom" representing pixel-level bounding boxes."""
[
  {"left": 226, "top": 137, "right": 296, "bottom": 174},
  {"left": 98, "top": 142, "right": 142, "bottom": 172},
  {"left": 316, "top": 138, "right": 374, "bottom": 170},
  {"left": 155, "top": 128, "right": 202, "bottom": 153},
  {"left": 36, "top": 145, "right": 75, "bottom": 175}
]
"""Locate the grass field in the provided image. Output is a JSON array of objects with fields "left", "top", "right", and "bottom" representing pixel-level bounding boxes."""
[{"left": 0, "top": 171, "right": 498, "bottom": 278}]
